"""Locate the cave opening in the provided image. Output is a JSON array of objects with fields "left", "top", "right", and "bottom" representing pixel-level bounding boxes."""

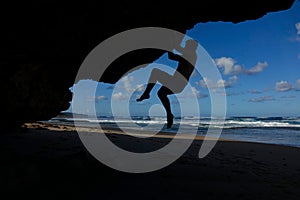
[{"left": 53, "top": 0, "right": 300, "bottom": 128}]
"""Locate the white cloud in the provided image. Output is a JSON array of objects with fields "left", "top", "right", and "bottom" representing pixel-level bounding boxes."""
[
  {"left": 199, "top": 75, "right": 238, "bottom": 89},
  {"left": 214, "top": 57, "right": 267, "bottom": 75},
  {"left": 249, "top": 89, "right": 261, "bottom": 94},
  {"left": 178, "top": 87, "right": 208, "bottom": 99},
  {"left": 215, "top": 57, "right": 242, "bottom": 75},
  {"left": 118, "top": 75, "right": 145, "bottom": 94},
  {"left": 136, "top": 84, "right": 145, "bottom": 92},
  {"left": 296, "top": 22, "right": 300, "bottom": 41},
  {"left": 96, "top": 96, "right": 108, "bottom": 100},
  {"left": 275, "top": 81, "right": 294, "bottom": 92},
  {"left": 296, "top": 79, "right": 300, "bottom": 91},
  {"left": 112, "top": 92, "right": 127, "bottom": 101},
  {"left": 249, "top": 96, "right": 274, "bottom": 103},
  {"left": 191, "top": 87, "right": 208, "bottom": 98},
  {"left": 229, "top": 75, "right": 238, "bottom": 83},
  {"left": 199, "top": 77, "right": 212, "bottom": 88},
  {"left": 191, "top": 87, "right": 200, "bottom": 96},
  {"left": 296, "top": 22, "right": 300, "bottom": 34},
  {"left": 215, "top": 79, "right": 226, "bottom": 88},
  {"left": 244, "top": 62, "right": 268, "bottom": 75},
  {"left": 213, "top": 90, "right": 244, "bottom": 96},
  {"left": 121, "top": 75, "right": 135, "bottom": 93},
  {"left": 87, "top": 95, "right": 108, "bottom": 102},
  {"left": 280, "top": 95, "right": 296, "bottom": 99},
  {"left": 111, "top": 75, "right": 145, "bottom": 101}
]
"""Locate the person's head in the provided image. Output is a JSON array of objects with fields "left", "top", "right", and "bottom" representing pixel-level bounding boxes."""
[{"left": 184, "top": 39, "right": 198, "bottom": 51}]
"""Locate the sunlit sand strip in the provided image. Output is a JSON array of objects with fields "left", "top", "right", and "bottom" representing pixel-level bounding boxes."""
[{"left": 25, "top": 122, "right": 234, "bottom": 142}]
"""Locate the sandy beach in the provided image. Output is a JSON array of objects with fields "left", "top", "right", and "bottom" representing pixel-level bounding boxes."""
[{"left": 1, "top": 122, "right": 300, "bottom": 199}]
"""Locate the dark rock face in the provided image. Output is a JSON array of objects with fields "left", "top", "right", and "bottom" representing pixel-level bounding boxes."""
[{"left": 0, "top": 0, "right": 296, "bottom": 128}]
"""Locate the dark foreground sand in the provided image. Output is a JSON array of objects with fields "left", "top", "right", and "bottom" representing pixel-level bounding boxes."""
[{"left": 1, "top": 122, "right": 300, "bottom": 200}]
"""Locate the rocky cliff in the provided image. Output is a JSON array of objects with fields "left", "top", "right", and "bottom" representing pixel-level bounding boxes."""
[{"left": 0, "top": 0, "right": 296, "bottom": 129}]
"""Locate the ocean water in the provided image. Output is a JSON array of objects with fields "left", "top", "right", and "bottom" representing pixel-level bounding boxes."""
[{"left": 48, "top": 115, "right": 300, "bottom": 148}]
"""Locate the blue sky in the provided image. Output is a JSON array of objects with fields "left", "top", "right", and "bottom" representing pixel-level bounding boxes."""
[{"left": 69, "top": 1, "right": 300, "bottom": 117}]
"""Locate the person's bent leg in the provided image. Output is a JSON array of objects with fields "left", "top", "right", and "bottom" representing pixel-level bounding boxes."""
[
  {"left": 137, "top": 68, "right": 170, "bottom": 102},
  {"left": 158, "top": 86, "right": 174, "bottom": 128},
  {"left": 136, "top": 83, "right": 154, "bottom": 102}
]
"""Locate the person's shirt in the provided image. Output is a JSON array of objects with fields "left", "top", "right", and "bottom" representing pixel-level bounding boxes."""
[{"left": 167, "top": 51, "right": 196, "bottom": 81}]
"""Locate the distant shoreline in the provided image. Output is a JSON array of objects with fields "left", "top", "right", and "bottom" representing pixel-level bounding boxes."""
[
  {"left": 39, "top": 115, "right": 300, "bottom": 148},
  {"left": 26, "top": 121, "right": 300, "bottom": 149}
]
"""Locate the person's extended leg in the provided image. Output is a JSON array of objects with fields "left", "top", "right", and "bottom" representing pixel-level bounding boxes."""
[
  {"left": 157, "top": 86, "right": 174, "bottom": 128},
  {"left": 136, "top": 83, "right": 154, "bottom": 102},
  {"left": 137, "top": 68, "right": 171, "bottom": 102}
]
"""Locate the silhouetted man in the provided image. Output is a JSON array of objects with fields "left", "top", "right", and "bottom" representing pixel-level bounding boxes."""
[{"left": 136, "top": 39, "right": 198, "bottom": 128}]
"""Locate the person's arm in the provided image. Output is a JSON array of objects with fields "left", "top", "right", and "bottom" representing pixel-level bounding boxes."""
[
  {"left": 174, "top": 45, "right": 184, "bottom": 53},
  {"left": 168, "top": 51, "right": 182, "bottom": 61}
]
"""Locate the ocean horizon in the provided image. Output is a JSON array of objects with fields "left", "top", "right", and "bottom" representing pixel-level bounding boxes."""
[{"left": 47, "top": 112, "right": 300, "bottom": 148}]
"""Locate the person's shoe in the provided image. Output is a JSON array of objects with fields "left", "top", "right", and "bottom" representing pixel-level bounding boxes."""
[
  {"left": 136, "top": 94, "right": 150, "bottom": 102},
  {"left": 167, "top": 114, "right": 174, "bottom": 128}
]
